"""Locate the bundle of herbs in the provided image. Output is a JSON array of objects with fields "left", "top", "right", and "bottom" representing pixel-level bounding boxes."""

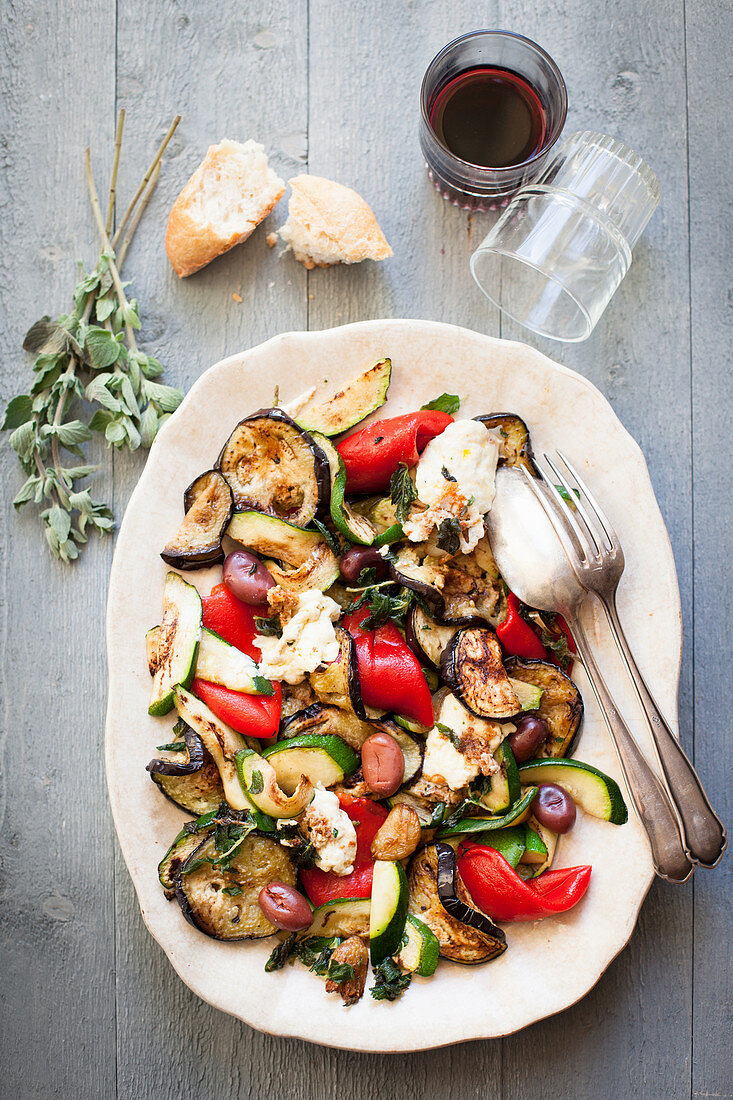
[{"left": 2, "top": 111, "right": 183, "bottom": 562}]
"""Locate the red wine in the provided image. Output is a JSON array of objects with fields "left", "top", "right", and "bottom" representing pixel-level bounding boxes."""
[{"left": 430, "top": 67, "right": 547, "bottom": 169}]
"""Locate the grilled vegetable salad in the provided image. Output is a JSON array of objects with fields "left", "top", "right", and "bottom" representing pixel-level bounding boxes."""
[{"left": 146, "top": 360, "right": 628, "bottom": 1006}]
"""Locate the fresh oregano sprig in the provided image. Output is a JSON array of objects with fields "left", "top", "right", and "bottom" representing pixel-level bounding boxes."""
[{"left": 2, "top": 111, "right": 183, "bottom": 562}]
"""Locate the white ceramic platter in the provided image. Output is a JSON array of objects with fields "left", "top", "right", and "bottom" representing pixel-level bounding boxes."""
[{"left": 105, "top": 319, "right": 681, "bottom": 1051}]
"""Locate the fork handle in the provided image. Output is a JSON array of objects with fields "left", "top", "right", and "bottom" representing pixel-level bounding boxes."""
[
  {"left": 600, "top": 594, "right": 727, "bottom": 867},
  {"left": 567, "top": 615, "right": 694, "bottom": 884}
]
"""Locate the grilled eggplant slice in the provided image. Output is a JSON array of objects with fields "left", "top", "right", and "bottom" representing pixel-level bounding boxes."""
[
  {"left": 158, "top": 809, "right": 219, "bottom": 898},
  {"left": 405, "top": 605, "right": 457, "bottom": 669},
  {"left": 227, "top": 511, "right": 340, "bottom": 595},
  {"left": 441, "top": 628, "right": 521, "bottom": 719},
  {"left": 408, "top": 843, "right": 506, "bottom": 963},
  {"left": 312, "top": 433, "right": 376, "bottom": 545},
  {"left": 295, "top": 358, "right": 392, "bottom": 437},
  {"left": 309, "top": 627, "right": 368, "bottom": 719},
  {"left": 150, "top": 750, "right": 226, "bottom": 816},
  {"left": 475, "top": 413, "right": 539, "bottom": 476},
  {"left": 148, "top": 572, "right": 202, "bottom": 716},
  {"left": 389, "top": 544, "right": 447, "bottom": 615},
  {"left": 281, "top": 702, "right": 375, "bottom": 751},
  {"left": 161, "top": 469, "right": 233, "bottom": 570},
  {"left": 176, "top": 832, "right": 296, "bottom": 940},
  {"left": 217, "top": 408, "right": 329, "bottom": 526},
  {"left": 504, "top": 656, "right": 583, "bottom": 758},
  {"left": 441, "top": 538, "right": 507, "bottom": 627},
  {"left": 146, "top": 720, "right": 204, "bottom": 777}
]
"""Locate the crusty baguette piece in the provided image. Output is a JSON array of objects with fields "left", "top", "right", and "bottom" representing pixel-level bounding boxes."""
[
  {"left": 165, "top": 140, "right": 285, "bottom": 277},
  {"left": 278, "top": 175, "right": 392, "bottom": 269}
]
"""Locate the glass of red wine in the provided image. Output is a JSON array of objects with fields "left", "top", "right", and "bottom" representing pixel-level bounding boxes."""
[{"left": 420, "top": 30, "right": 567, "bottom": 210}]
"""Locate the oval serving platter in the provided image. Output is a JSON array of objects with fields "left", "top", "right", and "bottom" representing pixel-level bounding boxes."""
[{"left": 105, "top": 319, "right": 680, "bottom": 1051}]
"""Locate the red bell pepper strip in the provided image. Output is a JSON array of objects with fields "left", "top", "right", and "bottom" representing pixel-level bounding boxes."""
[
  {"left": 496, "top": 592, "right": 551, "bottom": 661},
  {"left": 195, "top": 584, "right": 281, "bottom": 737},
  {"left": 191, "top": 678, "right": 281, "bottom": 738},
  {"left": 343, "top": 608, "right": 435, "bottom": 728},
  {"left": 336, "top": 410, "right": 454, "bottom": 493},
  {"left": 299, "top": 795, "right": 388, "bottom": 906},
  {"left": 201, "top": 582, "right": 266, "bottom": 660},
  {"left": 457, "top": 842, "right": 591, "bottom": 922}
]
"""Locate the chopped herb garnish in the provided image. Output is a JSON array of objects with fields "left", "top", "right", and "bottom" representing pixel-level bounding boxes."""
[
  {"left": 436, "top": 722, "right": 462, "bottom": 749},
  {"left": 332, "top": 828, "right": 339, "bottom": 838},
  {"left": 265, "top": 933, "right": 298, "bottom": 972},
  {"left": 249, "top": 770, "right": 264, "bottom": 795},
  {"left": 346, "top": 584, "right": 414, "bottom": 629},
  {"left": 435, "top": 516, "right": 461, "bottom": 555},
  {"left": 254, "top": 616, "right": 282, "bottom": 638},
  {"left": 296, "top": 936, "right": 341, "bottom": 976},
  {"left": 374, "top": 435, "right": 384, "bottom": 444},
  {"left": 421, "top": 393, "right": 461, "bottom": 415},
  {"left": 389, "top": 462, "right": 417, "bottom": 523},
  {"left": 357, "top": 565, "right": 379, "bottom": 587},
  {"left": 253, "top": 675, "right": 275, "bottom": 696},
  {"left": 311, "top": 517, "right": 341, "bottom": 555},
  {"left": 555, "top": 484, "right": 580, "bottom": 505},
  {"left": 222, "top": 884, "right": 243, "bottom": 896},
  {"left": 327, "top": 960, "right": 355, "bottom": 984},
  {"left": 370, "top": 958, "right": 412, "bottom": 1001},
  {"left": 275, "top": 821, "right": 317, "bottom": 868},
  {"left": 441, "top": 465, "right": 457, "bottom": 482},
  {"left": 155, "top": 740, "right": 187, "bottom": 752},
  {"left": 247, "top": 562, "right": 258, "bottom": 575}
]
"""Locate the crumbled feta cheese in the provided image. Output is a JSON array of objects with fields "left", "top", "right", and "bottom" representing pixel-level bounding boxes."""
[
  {"left": 422, "top": 693, "right": 514, "bottom": 791},
  {"left": 255, "top": 589, "right": 340, "bottom": 684},
  {"left": 298, "top": 785, "right": 357, "bottom": 875},
  {"left": 403, "top": 420, "right": 500, "bottom": 554}
]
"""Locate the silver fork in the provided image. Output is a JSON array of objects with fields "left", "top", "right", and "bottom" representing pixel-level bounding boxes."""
[{"left": 527, "top": 453, "right": 726, "bottom": 868}]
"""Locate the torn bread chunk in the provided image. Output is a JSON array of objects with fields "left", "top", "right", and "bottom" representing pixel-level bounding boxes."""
[
  {"left": 278, "top": 175, "right": 393, "bottom": 269},
  {"left": 165, "top": 139, "right": 285, "bottom": 277}
]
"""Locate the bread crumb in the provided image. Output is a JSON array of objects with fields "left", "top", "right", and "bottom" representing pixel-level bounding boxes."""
[
  {"left": 232, "top": 292, "right": 242, "bottom": 302},
  {"left": 266, "top": 232, "right": 277, "bottom": 248}
]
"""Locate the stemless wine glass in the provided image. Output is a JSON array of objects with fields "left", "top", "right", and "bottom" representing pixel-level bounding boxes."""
[
  {"left": 470, "top": 131, "right": 661, "bottom": 341},
  {"left": 420, "top": 30, "right": 567, "bottom": 210}
]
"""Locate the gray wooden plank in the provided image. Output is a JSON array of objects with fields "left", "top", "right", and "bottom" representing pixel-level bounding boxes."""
[
  {"left": 686, "top": 0, "right": 733, "bottom": 1095},
  {"left": 497, "top": 1, "right": 696, "bottom": 1096},
  {"left": 0, "top": 1, "right": 118, "bottom": 1097}
]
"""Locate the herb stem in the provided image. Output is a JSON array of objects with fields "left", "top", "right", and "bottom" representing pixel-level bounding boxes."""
[
  {"left": 84, "top": 150, "right": 139, "bottom": 353},
  {"left": 105, "top": 109, "right": 125, "bottom": 237},
  {"left": 116, "top": 160, "right": 160, "bottom": 270},
  {"left": 111, "top": 114, "right": 180, "bottom": 249}
]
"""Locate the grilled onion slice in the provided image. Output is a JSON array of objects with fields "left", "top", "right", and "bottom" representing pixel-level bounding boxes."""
[{"left": 217, "top": 408, "right": 329, "bottom": 527}]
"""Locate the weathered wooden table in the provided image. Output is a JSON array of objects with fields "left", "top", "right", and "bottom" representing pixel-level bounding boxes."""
[{"left": 1, "top": 1, "right": 730, "bottom": 1096}]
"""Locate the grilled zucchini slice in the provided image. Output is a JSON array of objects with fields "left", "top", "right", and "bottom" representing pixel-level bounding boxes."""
[
  {"left": 174, "top": 686, "right": 251, "bottom": 810},
  {"left": 227, "top": 510, "right": 340, "bottom": 596},
  {"left": 262, "top": 734, "right": 359, "bottom": 791},
  {"left": 518, "top": 758, "right": 628, "bottom": 824},
  {"left": 195, "top": 628, "right": 272, "bottom": 695},
  {"left": 504, "top": 656, "right": 583, "bottom": 757},
  {"left": 217, "top": 408, "right": 329, "bottom": 527},
  {"left": 295, "top": 358, "right": 392, "bottom": 437},
  {"left": 161, "top": 469, "right": 233, "bottom": 570},
  {"left": 148, "top": 572, "right": 202, "bottom": 716},
  {"left": 176, "top": 832, "right": 296, "bottom": 940},
  {"left": 280, "top": 702, "right": 375, "bottom": 752},
  {"left": 306, "top": 897, "right": 371, "bottom": 938},
  {"left": 441, "top": 627, "right": 521, "bottom": 719},
  {"left": 312, "top": 433, "right": 376, "bottom": 545}
]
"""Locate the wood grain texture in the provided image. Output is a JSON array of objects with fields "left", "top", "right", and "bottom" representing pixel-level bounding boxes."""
[
  {"left": 0, "top": 0, "right": 729, "bottom": 1095},
  {"left": 0, "top": 2, "right": 118, "bottom": 1098},
  {"left": 686, "top": 0, "right": 733, "bottom": 1096}
]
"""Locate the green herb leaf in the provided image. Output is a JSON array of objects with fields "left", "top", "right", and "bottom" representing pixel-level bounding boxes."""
[
  {"left": 2, "top": 395, "right": 34, "bottom": 431},
  {"left": 253, "top": 675, "right": 275, "bottom": 696},
  {"left": 389, "top": 463, "right": 417, "bottom": 523},
  {"left": 265, "top": 933, "right": 298, "bottom": 972},
  {"left": 311, "top": 517, "right": 341, "bottom": 555},
  {"left": 441, "top": 465, "right": 457, "bottom": 482},
  {"left": 435, "top": 517, "right": 461, "bottom": 555},
  {"left": 370, "top": 958, "right": 411, "bottom": 1001},
  {"left": 156, "top": 740, "right": 187, "bottom": 752},
  {"left": 254, "top": 616, "right": 282, "bottom": 638},
  {"left": 436, "top": 722, "right": 461, "bottom": 749},
  {"left": 84, "top": 327, "right": 122, "bottom": 369},
  {"left": 222, "top": 884, "right": 243, "bottom": 897},
  {"left": 421, "top": 393, "right": 460, "bottom": 415},
  {"left": 555, "top": 484, "right": 580, "bottom": 505},
  {"left": 326, "top": 960, "right": 355, "bottom": 984},
  {"left": 249, "top": 770, "right": 264, "bottom": 795}
]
